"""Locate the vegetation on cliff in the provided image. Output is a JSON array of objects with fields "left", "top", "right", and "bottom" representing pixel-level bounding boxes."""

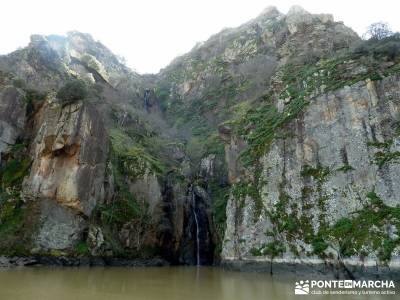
[
  {"left": 231, "top": 34, "right": 400, "bottom": 165},
  {"left": 0, "top": 7, "right": 399, "bottom": 268},
  {"left": 0, "top": 143, "right": 36, "bottom": 256},
  {"left": 226, "top": 30, "right": 400, "bottom": 264},
  {"left": 57, "top": 79, "right": 88, "bottom": 103}
]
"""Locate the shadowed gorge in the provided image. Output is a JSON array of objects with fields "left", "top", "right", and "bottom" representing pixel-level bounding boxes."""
[{"left": 0, "top": 6, "right": 400, "bottom": 279}]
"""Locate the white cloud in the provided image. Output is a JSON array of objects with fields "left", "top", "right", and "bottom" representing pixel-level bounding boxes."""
[{"left": 1, "top": 0, "right": 399, "bottom": 73}]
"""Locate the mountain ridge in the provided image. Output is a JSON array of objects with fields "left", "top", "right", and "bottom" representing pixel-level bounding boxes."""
[{"left": 0, "top": 6, "right": 399, "bottom": 278}]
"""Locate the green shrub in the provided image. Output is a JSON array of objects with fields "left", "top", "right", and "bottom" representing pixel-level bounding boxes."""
[
  {"left": 12, "top": 78, "right": 25, "bottom": 88},
  {"left": 24, "top": 89, "right": 47, "bottom": 104},
  {"left": 0, "top": 203, "right": 26, "bottom": 246},
  {"left": 353, "top": 34, "right": 400, "bottom": 60},
  {"left": 312, "top": 236, "right": 328, "bottom": 256},
  {"left": 373, "top": 151, "right": 400, "bottom": 167},
  {"left": 336, "top": 164, "right": 355, "bottom": 172},
  {"left": 57, "top": 79, "right": 88, "bottom": 103},
  {"left": 75, "top": 241, "right": 89, "bottom": 255},
  {"left": 300, "top": 165, "right": 331, "bottom": 183},
  {"left": 327, "top": 192, "right": 400, "bottom": 260},
  {"left": 210, "top": 181, "right": 230, "bottom": 253},
  {"left": 0, "top": 157, "right": 31, "bottom": 187},
  {"left": 250, "top": 247, "right": 263, "bottom": 256}
]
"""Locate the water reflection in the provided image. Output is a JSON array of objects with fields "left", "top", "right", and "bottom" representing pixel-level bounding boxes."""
[{"left": 0, "top": 266, "right": 396, "bottom": 300}]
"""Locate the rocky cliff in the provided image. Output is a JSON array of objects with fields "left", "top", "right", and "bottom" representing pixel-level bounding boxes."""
[
  {"left": 0, "top": 6, "right": 399, "bottom": 274},
  {"left": 0, "top": 30, "right": 216, "bottom": 265}
]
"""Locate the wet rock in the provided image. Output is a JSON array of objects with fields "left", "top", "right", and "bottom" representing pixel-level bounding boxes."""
[
  {"left": 179, "top": 185, "right": 215, "bottom": 265},
  {"left": 0, "top": 257, "right": 38, "bottom": 267}
]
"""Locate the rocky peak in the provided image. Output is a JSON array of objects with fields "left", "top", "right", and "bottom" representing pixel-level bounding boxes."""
[
  {"left": 67, "top": 31, "right": 96, "bottom": 44},
  {"left": 255, "top": 6, "right": 282, "bottom": 21},
  {"left": 286, "top": 4, "right": 311, "bottom": 16},
  {"left": 285, "top": 5, "right": 334, "bottom": 34},
  {"left": 285, "top": 5, "right": 313, "bottom": 32},
  {"left": 259, "top": 6, "right": 279, "bottom": 15},
  {"left": 29, "top": 34, "right": 48, "bottom": 45}
]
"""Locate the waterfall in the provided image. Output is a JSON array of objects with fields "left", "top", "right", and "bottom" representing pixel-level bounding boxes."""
[{"left": 191, "top": 188, "right": 201, "bottom": 266}]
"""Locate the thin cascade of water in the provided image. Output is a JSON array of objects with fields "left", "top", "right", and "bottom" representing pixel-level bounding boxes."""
[{"left": 191, "top": 189, "right": 201, "bottom": 266}]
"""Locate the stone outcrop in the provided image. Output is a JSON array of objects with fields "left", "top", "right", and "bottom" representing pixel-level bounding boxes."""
[
  {"left": 221, "top": 71, "right": 400, "bottom": 271},
  {"left": 23, "top": 100, "right": 107, "bottom": 214},
  {"left": 22, "top": 99, "right": 107, "bottom": 250},
  {"left": 35, "top": 199, "right": 86, "bottom": 250},
  {"left": 0, "top": 74, "right": 26, "bottom": 161}
]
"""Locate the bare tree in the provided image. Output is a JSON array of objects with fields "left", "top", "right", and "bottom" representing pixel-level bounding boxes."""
[{"left": 363, "top": 22, "right": 393, "bottom": 40}]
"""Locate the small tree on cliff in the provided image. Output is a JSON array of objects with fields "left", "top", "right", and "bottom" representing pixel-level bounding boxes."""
[
  {"left": 57, "top": 79, "right": 88, "bottom": 104},
  {"left": 264, "top": 241, "right": 285, "bottom": 275},
  {"left": 363, "top": 22, "right": 393, "bottom": 40}
]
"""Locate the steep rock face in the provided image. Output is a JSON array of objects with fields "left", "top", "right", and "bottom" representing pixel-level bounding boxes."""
[
  {"left": 0, "top": 30, "right": 202, "bottom": 260},
  {"left": 218, "top": 125, "right": 246, "bottom": 183},
  {"left": 154, "top": 6, "right": 361, "bottom": 266},
  {"left": 117, "top": 169, "right": 216, "bottom": 265},
  {"left": 23, "top": 100, "right": 107, "bottom": 213},
  {"left": 128, "top": 172, "right": 163, "bottom": 220},
  {"left": 157, "top": 5, "right": 358, "bottom": 124},
  {"left": 117, "top": 170, "right": 168, "bottom": 254},
  {"left": 35, "top": 199, "right": 86, "bottom": 250},
  {"left": 0, "top": 78, "right": 26, "bottom": 161},
  {"left": 22, "top": 99, "right": 108, "bottom": 250},
  {"left": 222, "top": 71, "right": 400, "bottom": 268}
]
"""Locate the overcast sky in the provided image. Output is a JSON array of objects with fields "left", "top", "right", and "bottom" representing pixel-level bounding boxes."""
[{"left": 1, "top": 0, "right": 399, "bottom": 74}]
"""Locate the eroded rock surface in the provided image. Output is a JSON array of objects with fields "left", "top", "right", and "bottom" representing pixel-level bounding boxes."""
[
  {"left": 0, "top": 82, "right": 26, "bottom": 160},
  {"left": 24, "top": 101, "right": 107, "bottom": 214},
  {"left": 21, "top": 100, "right": 107, "bottom": 250},
  {"left": 222, "top": 74, "right": 400, "bottom": 267}
]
